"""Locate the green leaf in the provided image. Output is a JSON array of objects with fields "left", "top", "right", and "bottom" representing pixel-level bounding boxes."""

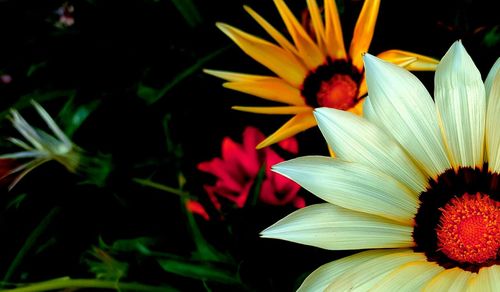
[
  {"left": 6, "top": 193, "right": 28, "bottom": 210},
  {"left": 2, "top": 207, "right": 60, "bottom": 287},
  {"left": 58, "top": 97, "right": 101, "bottom": 138},
  {"left": 171, "top": 0, "right": 203, "bottom": 28},
  {"left": 0, "top": 90, "right": 76, "bottom": 120},
  {"left": 483, "top": 25, "right": 500, "bottom": 48},
  {"left": 158, "top": 259, "right": 239, "bottom": 284},
  {"left": 138, "top": 46, "right": 229, "bottom": 105}
]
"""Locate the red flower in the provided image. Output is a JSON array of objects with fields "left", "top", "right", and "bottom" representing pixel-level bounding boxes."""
[
  {"left": 0, "top": 158, "right": 18, "bottom": 188},
  {"left": 197, "top": 126, "right": 303, "bottom": 211}
]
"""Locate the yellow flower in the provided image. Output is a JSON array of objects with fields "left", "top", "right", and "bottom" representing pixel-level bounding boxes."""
[
  {"left": 205, "top": 0, "right": 439, "bottom": 149},
  {"left": 261, "top": 41, "right": 500, "bottom": 290}
]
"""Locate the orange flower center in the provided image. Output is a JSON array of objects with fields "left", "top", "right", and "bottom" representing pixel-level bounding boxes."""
[
  {"left": 316, "top": 74, "right": 358, "bottom": 110},
  {"left": 436, "top": 192, "right": 500, "bottom": 264},
  {"left": 301, "top": 59, "right": 362, "bottom": 110}
]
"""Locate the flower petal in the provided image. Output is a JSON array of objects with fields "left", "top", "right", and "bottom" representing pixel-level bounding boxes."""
[
  {"left": 232, "top": 105, "right": 311, "bottom": 114},
  {"left": 370, "top": 261, "right": 444, "bottom": 291},
  {"left": 216, "top": 22, "right": 308, "bottom": 87},
  {"left": 324, "top": 0, "right": 346, "bottom": 60},
  {"left": 486, "top": 62, "right": 500, "bottom": 173},
  {"left": 485, "top": 57, "right": 500, "bottom": 103},
  {"left": 423, "top": 267, "right": 472, "bottom": 292},
  {"left": 325, "top": 250, "right": 426, "bottom": 291},
  {"left": 204, "top": 70, "right": 305, "bottom": 105},
  {"left": 349, "top": 0, "right": 380, "bottom": 70},
  {"left": 261, "top": 203, "right": 414, "bottom": 250},
  {"left": 272, "top": 156, "right": 418, "bottom": 224},
  {"left": 243, "top": 5, "right": 300, "bottom": 56},
  {"left": 256, "top": 112, "right": 316, "bottom": 149},
  {"left": 363, "top": 53, "right": 451, "bottom": 179},
  {"left": 274, "top": 0, "right": 325, "bottom": 69},
  {"left": 466, "top": 266, "right": 500, "bottom": 291},
  {"left": 377, "top": 49, "right": 439, "bottom": 71},
  {"left": 314, "top": 107, "right": 427, "bottom": 194},
  {"left": 435, "top": 40, "right": 486, "bottom": 168},
  {"left": 306, "top": 0, "right": 327, "bottom": 53},
  {"left": 297, "top": 249, "right": 402, "bottom": 292}
]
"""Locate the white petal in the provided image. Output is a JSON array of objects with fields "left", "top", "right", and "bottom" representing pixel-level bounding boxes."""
[
  {"left": 261, "top": 203, "right": 414, "bottom": 250},
  {"left": 297, "top": 249, "right": 400, "bottom": 292},
  {"left": 315, "top": 107, "right": 427, "bottom": 194},
  {"left": 466, "top": 266, "right": 500, "bottom": 291},
  {"left": 486, "top": 63, "right": 500, "bottom": 173},
  {"left": 423, "top": 267, "right": 473, "bottom": 292},
  {"left": 363, "top": 53, "right": 451, "bottom": 179},
  {"left": 362, "top": 96, "right": 381, "bottom": 127},
  {"left": 435, "top": 41, "right": 486, "bottom": 168},
  {"left": 325, "top": 250, "right": 426, "bottom": 291},
  {"left": 370, "top": 261, "right": 444, "bottom": 291},
  {"left": 272, "top": 156, "right": 418, "bottom": 224},
  {"left": 485, "top": 57, "right": 500, "bottom": 103}
]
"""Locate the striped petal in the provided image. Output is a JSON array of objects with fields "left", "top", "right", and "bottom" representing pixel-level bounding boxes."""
[
  {"left": 232, "top": 105, "right": 311, "bottom": 114},
  {"left": 324, "top": 0, "right": 346, "bottom": 60},
  {"left": 261, "top": 203, "right": 414, "bottom": 250},
  {"left": 486, "top": 61, "right": 500, "bottom": 173},
  {"left": 435, "top": 40, "right": 486, "bottom": 168},
  {"left": 370, "top": 261, "right": 444, "bottom": 291},
  {"left": 272, "top": 156, "right": 418, "bottom": 224},
  {"left": 306, "top": 0, "right": 327, "bottom": 53},
  {"left": 216, "top": 22, "right": 308, "bottom": 87},
  {"left": 325, "top": 250, "right": 426, "bottom": 291},
  {"left": 485, "top": 57, "right": 500, "bottom": 103},
  {"left": 423, "top": 267, "right": 472, "bottom": 292},
  {"left": 256, "top": 112, "right": 316, "bottom": 149},
  {"left": 204, "top": 70, "right": 305, "bottom": 105},
  {"left": 466, "top": 266, "right": 500, "bottom": 291},
  {"left": 349, "top": 0, "right": 380, "bottom": 70},
  {"left": 274, "top": 0, "right": 325, "bottom": 69},
  {"left": 298, "top": 249, "right": 399, "bottom": 292},
  {"left": 243, "top": 5, "right": 300, "bottom": 57},
  {"left": 363, "top": 53, "right": 451, "bottom": 179},
  {"left": 378, "top": 49, "right": 439, "bottom": 71},
  {"left": 314, "top": 107, "right": 427, "bottom": 194}
]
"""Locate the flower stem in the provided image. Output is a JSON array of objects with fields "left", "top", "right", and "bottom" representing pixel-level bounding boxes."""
[{"left": 2, "top": 278, "right": 176, "bottom": 292}]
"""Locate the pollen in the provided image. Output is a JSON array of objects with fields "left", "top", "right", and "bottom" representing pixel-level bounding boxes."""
[
  {"left": 316, "top": 74, "right": 358, "bottom": 110},
  {"left": 436, "top": 193, "right": 500, "bottom": 264}
]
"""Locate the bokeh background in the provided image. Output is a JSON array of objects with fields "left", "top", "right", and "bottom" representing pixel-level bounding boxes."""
[{"left": 0, "top": 0, "right": 498, "bottom": 291}]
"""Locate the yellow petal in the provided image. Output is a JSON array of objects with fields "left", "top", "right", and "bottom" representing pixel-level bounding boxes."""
[
  {"left": 370, "top": 261, "right": 444, "bottom": 291},
  {"left": 349, "top": 0, "right": 381, "bottom": 70},
  {"left": 377, "top": 50, "right": 439, "bottom": 71},
  {"left": 203, "top": 69, "right": 269, "bottom": 82},
  {"left": 223, "top": 76, "right": 305, "bottom": 105},
  {"left": 243, "top": 5, "right": 300, "bottom": 57},
  {"left": 348, "top": 97, "right": 365, "bottom": 116},
  {"left": 232, "top": 105, "right": 311, "bottom": 114},
  {"left": 274, "top": 0, "right": 325, "bottom": 69},
  {"left": 357, "top": 76, "right": 368, "bottom": 98},
  {"left": 466, "top": 266, "right": 500, "bottom": 291},
  {"left": 257, "top": 112, "right": 316, "bottom": 148},
  {"left": 306, "top": 0, "right": 327, "bottom": 53},
  {"left": 216, "top": 22, "right": 308, "bottom": 87},
  {"left": 423, "top": 267, "right": 472, "bottom": 291},
  {"left": 324, "top": 0, "right": 347, "bottom": 60}
]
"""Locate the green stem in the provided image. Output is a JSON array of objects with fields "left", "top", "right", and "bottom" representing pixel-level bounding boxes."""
[
  {"left": 2, "top": 207, "right": 60, "bottom": 286},
  {"left": 1, "top": 278, "right": 175, "bottom": 292},
  {"left": 133, "top": 178, "right": 189, "bottom": 197}
]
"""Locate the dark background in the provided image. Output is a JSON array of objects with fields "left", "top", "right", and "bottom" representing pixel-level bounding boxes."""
[{"left": 0, "top": 0, "right": 498, "bottom": 291}]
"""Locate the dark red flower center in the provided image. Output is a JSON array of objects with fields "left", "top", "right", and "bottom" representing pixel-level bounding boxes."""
[
  {"left": 436, "top": 193, "right": 500, "bottom": 264},
  {"left": 413, "top": 166, "right": 500, "bottom": 272},
  {"left": 301, "top": 59, "right": 363, "bottom": 109}
]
